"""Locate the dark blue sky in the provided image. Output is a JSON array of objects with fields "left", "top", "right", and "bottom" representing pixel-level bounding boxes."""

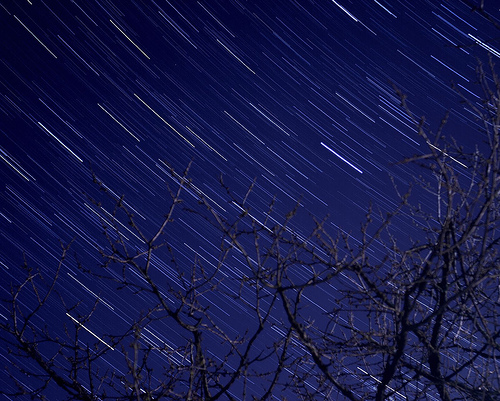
[{"left": 0, "top": 0, "right": 498, "bottom": 398}]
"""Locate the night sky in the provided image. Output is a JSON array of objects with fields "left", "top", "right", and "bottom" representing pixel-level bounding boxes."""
[{"left": 1, "top": 0, "right": 499, "bottom": 398}]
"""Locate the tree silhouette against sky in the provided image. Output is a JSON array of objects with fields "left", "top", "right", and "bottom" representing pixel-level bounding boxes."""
[{"left": 2, "top": 59, "right": 500, "bottom": 401}]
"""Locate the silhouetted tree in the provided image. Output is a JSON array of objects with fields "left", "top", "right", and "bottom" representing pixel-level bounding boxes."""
[{"left": 2, "top": 60, "right": 500, "bottom": 400}]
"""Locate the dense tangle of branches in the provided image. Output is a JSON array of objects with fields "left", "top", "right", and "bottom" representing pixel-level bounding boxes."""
[{"left": 2, "top": 59, "right": 500, "bottom": 401}]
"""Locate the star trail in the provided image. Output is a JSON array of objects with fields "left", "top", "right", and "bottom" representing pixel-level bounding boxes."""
[{"left": 0, "top": 0, "right": 499, "bottom": 399}]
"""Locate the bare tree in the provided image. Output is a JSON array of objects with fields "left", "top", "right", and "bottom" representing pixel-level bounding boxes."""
[{"left": 2, "top": 61, "right": 500, "bottom": 400}]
